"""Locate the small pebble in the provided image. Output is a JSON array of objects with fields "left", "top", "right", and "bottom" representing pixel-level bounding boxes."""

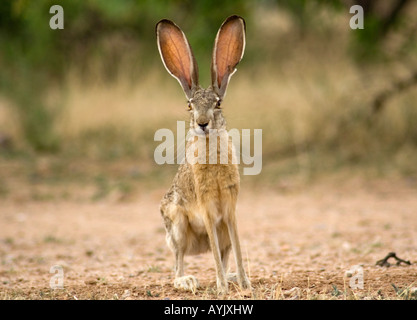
[{"left": 84, "top": 277, "right": 98, "bottom": 285}]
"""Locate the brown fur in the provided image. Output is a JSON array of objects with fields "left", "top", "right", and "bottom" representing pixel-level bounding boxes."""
[{"left": 157, "top": 16, "right": 250, "bottom": 294}]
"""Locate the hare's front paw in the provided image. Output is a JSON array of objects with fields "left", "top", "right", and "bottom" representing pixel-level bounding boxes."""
[
  {"left": 239, "top": 275, "right": 251, "bottom": 289},
  {"left": 174, "top": 275, "right": 199, "bottom": 293},
  {"left": 227, "top": 273, "right": 251, "bottom": 289}
]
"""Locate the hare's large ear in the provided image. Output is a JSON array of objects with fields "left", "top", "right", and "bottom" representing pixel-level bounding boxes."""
[
  {"left": 156, "top": 19, "right": 199, "bottom": 99},
  {"left": 211, "top": 15, "right": 246, "bottom": 99}
]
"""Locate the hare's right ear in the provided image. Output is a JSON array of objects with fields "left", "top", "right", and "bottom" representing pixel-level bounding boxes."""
[
  {"left": 156, "top": 19, "right": 199, "bottom": 100},
  {"left": 211, "top": 15, "right": 246, "bottom": 99}
]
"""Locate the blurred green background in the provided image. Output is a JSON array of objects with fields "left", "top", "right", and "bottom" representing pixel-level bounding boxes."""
[{"left": 0, "top": 0, "right": 416, "bottom": 201}]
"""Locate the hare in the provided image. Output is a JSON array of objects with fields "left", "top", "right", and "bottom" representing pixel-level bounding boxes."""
[{"left": 156, "top": 15, "right": 250, "bottom": 294}]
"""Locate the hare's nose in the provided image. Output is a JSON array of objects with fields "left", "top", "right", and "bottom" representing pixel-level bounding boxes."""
[{"left": 199, "top": 123, "right": 209, "bottom": 130}]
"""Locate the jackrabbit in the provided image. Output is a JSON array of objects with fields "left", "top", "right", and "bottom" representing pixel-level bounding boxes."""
[{"left": 156, "top": 15, "right": 250, "bottom": 294}]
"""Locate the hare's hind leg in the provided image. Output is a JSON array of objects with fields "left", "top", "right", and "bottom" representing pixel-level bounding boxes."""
[
  {"left": 173, "top": 248, "right": 199, "bottom": 293},
  {"left": 161, "top": 203, "right": 199, "bottom": 292}
]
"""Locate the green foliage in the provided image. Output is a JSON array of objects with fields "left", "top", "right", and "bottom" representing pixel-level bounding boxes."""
[
  {"left": 0, "top": 0, "right": 251, "bottom": 151},
  {"left": 274, "top": 0, "right": 344, "bottom": 31}
]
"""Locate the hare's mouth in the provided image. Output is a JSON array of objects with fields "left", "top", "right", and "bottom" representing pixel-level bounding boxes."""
[
  {"left": 193, "top": 126, "right": 209, "bottom": 136},
  {"left": 193, "top": 121, "right": 211, "bottom": 135},
  {"left": 191, "top": 126, "right": 227, "bottom": 138}
]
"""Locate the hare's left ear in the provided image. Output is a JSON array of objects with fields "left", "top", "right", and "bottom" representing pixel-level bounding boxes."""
[
  {"left": 156, "top": 19, "right": 199, "bottom": 100},
  {"left": 211, "top": 15, "right": 246, "bottom": 99}
]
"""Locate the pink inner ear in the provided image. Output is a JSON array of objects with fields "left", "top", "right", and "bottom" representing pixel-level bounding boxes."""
[
  {"left": 215, "top": 20, "right": 244, "bottom": 88},
  {"left": 159, "top": 23, "right": 193, "bottom": 89}
]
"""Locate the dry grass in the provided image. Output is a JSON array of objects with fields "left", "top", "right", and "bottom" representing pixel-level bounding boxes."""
[{"left": 1, "top": 180, "right": 417, "bottom": 300}]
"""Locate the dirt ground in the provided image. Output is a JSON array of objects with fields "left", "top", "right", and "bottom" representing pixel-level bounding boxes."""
[{"left": 1, "top": 176, "right": 417, "bottom": 300}]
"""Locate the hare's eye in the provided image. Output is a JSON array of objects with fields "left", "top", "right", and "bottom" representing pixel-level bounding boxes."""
[
  {"left": 215, "top": 100, "right": 222, "bottom": 109},
  {"left": 187, "top": 102, "right": 192, "bottom": 111}
]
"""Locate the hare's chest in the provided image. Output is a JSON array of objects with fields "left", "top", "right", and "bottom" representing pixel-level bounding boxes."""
[{"left": 192, "top": 163, "right": 239, "bottom": 198}]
